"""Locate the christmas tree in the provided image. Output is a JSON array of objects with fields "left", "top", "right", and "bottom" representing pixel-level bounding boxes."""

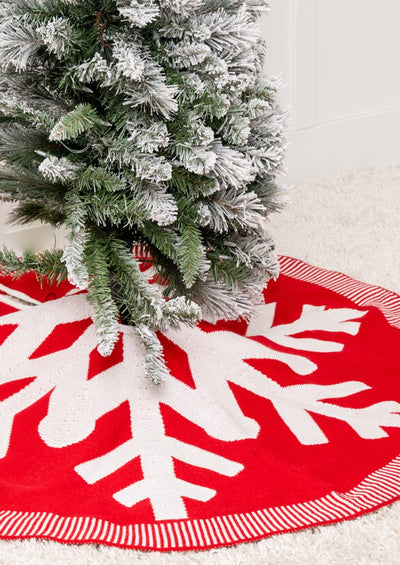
[{"left": 0, "top": 0, "right": 287, "bottom": 383}]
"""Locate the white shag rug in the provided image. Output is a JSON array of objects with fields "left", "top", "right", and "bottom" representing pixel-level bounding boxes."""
[{"left": 2, "top": 165, "right": 400, "bottom": 565}]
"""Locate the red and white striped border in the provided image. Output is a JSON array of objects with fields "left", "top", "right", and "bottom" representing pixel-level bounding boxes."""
[
  {"left": 1, "top": 454, "right": 400, "bottom": 550},
  {"left": 0, "top": 256, "right": 399, "bottom": 551},
  {"left": 279, "top": 255, "right": 400, "bottom": 329}
]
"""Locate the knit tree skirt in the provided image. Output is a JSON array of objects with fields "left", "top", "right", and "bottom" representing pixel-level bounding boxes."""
[{"left": 0, "top": 256, "right": 399, "bottom": 551}]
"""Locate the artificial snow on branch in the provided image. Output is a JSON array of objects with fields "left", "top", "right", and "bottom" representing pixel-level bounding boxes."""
[{"left": 0, "top": 0, "right": 287, "bottom": 383}]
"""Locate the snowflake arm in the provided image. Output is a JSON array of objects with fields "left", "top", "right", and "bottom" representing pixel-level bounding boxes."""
[
  {"left": 165, "top": 323, "right": 400, "bottom": 446},
  {"left": 39, "top": 323, "right": 246, "bottom": 520},
  {"left": 77, "top": 435, "right": 243, "bottom": 516},
  {"left": 246, "top": 303, "right": 367, "bottom": 352},
  {"left": 1, "top": 293, "right": 400, "bottom": 522},
  {"left": 278, "top": 382, "right": 400, "bottom": 443},
  {"left": 0, "top": 296, "right": 95, "bottom": 457}
]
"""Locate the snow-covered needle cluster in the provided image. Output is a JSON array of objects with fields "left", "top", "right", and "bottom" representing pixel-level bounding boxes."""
[{"left": 0, "top": 0, "right": 287, "bottom": 383}]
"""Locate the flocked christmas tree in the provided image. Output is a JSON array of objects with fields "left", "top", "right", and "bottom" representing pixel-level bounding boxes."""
[{"left": 0, "top": 0, "right": 287, "bottom": 383}]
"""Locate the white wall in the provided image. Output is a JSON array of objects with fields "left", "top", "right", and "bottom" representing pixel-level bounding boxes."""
[
  {"left": 261, "top": 0, "right": 400, "bottom": 183},
  {"left": 0, "top": 205, "right": 57, "bottom": 253}
]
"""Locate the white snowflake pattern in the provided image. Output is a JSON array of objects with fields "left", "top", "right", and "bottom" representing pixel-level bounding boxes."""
[{"left": 0, "top": 294, "right": 399, "bottom": 520}]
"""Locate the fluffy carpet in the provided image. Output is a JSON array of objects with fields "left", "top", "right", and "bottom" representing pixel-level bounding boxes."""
[{"left": 1, "top": 165, "right": 400, "bottom": 564}]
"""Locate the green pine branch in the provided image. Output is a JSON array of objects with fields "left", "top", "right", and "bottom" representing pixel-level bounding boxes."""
[
  {"left": 139, "top": 221, "right": 179, "bottom": 263},
  {"left": 49, "top": 103, "right": 109, "bottom": 142},
  {"left": 176, "top": 219, "right": 204, "bottom": 289},
  {"left": 106, "top": 233, "right": 200, "bottom": 331},
  {"left": 77, "top": 166, "right": 126, "bottom": 193},
  {"left": 85, "top": 230, "right": 120, "bottom": 357},
  {"left": 0, "top": 125, "right": 56, "bottom": 167},
  {"left": 208, "top": 253, "right": 254, "bottom": 291},
  {"left": 167, "top": 167, "right": 218, "bottom": 197},
  {"left": 250, "top": 177, "right": 289, "bottom": 214},
  {"left": 0, "top": 165, "right": 67, "bottom": 203},
  {"left": 0, "top": 246, "right": 67, "bottom": 285},
  {"left": 9, "top": 200, "right": 66, "bottom": 226},
  {"left": 82, "top": 190, "right": 146, "bottom": 229}
]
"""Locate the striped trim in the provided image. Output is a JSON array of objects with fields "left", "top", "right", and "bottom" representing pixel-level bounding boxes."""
[
  {"left": 278, "top": 256, "right": 400, "bottom": 328},
  {"left": 1, "top": 453, "right": 400, "bottom": 550},
  {"left": 0, "top": 256, "right": 399, "bottom": 550}
]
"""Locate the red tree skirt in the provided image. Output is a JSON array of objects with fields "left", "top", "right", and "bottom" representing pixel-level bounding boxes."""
[{"left": 0, "top": 256, "right": 400, "bottom": 551}]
